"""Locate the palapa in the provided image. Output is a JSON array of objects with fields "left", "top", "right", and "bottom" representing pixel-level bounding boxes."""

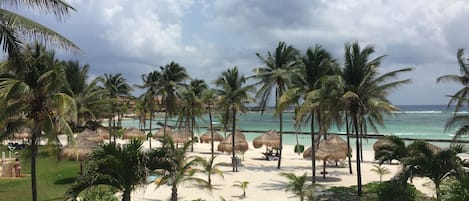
[
  {"left": 153, "top": 126, "right": 173, "bottom": 139},
  {"left": 199, "top": 130, "right": 224, "bottom": 143},
  {"left": 373, "top": 137, "right": 396, "bottom": 152},
  {"left": 13, "top": 127, "right": 30, "bottom": 139},
  {"left": 252, "top": 129, "right": 280, "bottom": 149},
  {"left": 122, "top": 127, "right": 147, "bottom": 140},
  {"left": 79, "top": 129, "right": 104, "bottom": 143},
  {"left": 217, "top": 132, "right": 249, "bottom": 154},
  {"left": 303, "top": 134, "right": 351, "bottom": 179},
  {"left": 170, "top": 129, "right": 191, "bottom": 144},
  {"left": 97, "top": 128, "right": 110, "bottom": 140}
]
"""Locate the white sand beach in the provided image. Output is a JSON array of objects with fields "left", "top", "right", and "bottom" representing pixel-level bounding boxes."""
[{"left": 129, "top": 139, "right": 435, "bottom": 201}]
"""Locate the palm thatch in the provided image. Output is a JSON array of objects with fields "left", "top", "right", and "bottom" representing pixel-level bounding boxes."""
[
  {"left": 61, "top": 130, "right": 101, "bottom": 161},
  {"left": 373, "top": 137, "right": 395, "bottom": 152},
  {"left": 199, "top": 130, "right": 224, "bottom": 143},
  {"left": 303, "top": 134, "right": 350, "bottom": 161},
  {"left": 13, "top": 127, "right": 30, "bottom": 139},
  {"left": 252, "top": 129, "right": 280, "bottom": 149},
  {"left": 122, "top": 127, "right": 147, "bottom": 140},
  {"left": 217, "top": 132, "right": 249, "bottom": 154},
  {"left": 97, "top": 128, "right": 110, "bottom": 140},
  {"left": 153, "top": 126, "right": 173, "bottom": 139},
  {"left": 424, "top": 142, "right": 442, "bottom": 154},
  {"left": 170, "top": 129, "right": 191, "bottom": 144}
]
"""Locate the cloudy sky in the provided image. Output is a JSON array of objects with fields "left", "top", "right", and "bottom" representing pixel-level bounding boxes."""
[{"left": 19, "top": 0, "right": 469, "bottom": 105}]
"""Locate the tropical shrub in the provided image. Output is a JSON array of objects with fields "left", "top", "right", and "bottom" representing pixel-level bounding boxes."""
[{"left": 376, "top": 180, "right": 417, "bottom": 201}]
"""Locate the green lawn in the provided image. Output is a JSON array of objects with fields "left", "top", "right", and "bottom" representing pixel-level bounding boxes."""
[{"left": 0, "top": 145, "right": 80, "bottom": 201}]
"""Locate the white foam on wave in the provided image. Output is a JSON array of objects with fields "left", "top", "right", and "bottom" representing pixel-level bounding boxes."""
[
  {"left": 453, "top": 111, "right": 469, "bottom": 114},
  {"left": 392, "top": 111, "right": 442, "bottom": 114}
]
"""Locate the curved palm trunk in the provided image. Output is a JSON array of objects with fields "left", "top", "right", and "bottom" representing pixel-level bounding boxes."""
[
  {"left": 208, "top": 104, "right": 214, "bottom": 158},
  {"left": 311, "top": 112, "right": 316, "bottom": 184},
  {"left": 232, "top": 106, "right": 237, "bottom": 172},
  {"left": 345, "top": 113, "right": 352, "bottom": 174},
  {"left": 352, "top": 114, "right": 362, "bottom": 196}
]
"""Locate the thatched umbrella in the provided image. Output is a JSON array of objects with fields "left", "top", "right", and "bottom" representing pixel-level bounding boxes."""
[
  {"left": 79, "top": 129, "right": 104, "bottom": 143},
  {"left": 252, "top": 129, "right": 280, "bottom": 150},
  {"left": 122, "top": 127, "right": 147, "bottom": 140},
  {"left": 61, "top": 133, "right": 101, "bottom": 174},
  {"left": 373, "top": 137, "right": 395, "bottom": 152},
  {"left": 424, "top": 142, "right": 442, "bottom": 154},
  {"left": 97, "top": 128, "right": 110, "bottom": 140},
  {"left": 217, "top": 132, "right": 249, "bottom": 154},
  {"left": 303, "top": 135, "right": 350, "bottom": 179},
  {"left": 153, "top": 126, "right": 173, "bottom": 139},
  {"left": 170, "top": 129, "right": 191, "bottom": 144},
  {"left": 13, "top": 127, "right": 30, "bottom": 140},
  {"left": 199, "top": 130, "right": 224, "bottom": 143}
]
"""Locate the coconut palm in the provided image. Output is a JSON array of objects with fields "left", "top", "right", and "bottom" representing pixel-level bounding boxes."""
[
  {"left": 252, "top": 41, "right": 300, "bottom": 169},
  {"left": 374, "top": 135, "right": 407, "bottom": 164},
  {"left": 214, "top": 67, "right": 255, "bottom": 172},
  {"left": 136, "top": 70, "right": 162, "bottom": 148},
  {"left": 97, "top": 73, "right": 132, "bottom": 143},
  {"left": 197, "top": 155, "right": 224, "bottom": 185},
  {"left": 65, "top": 139, "right": 148, "bottom": 201},
  {"left": 341, "top": 42, "right": 412, "bottom": 195},
  {"left": 279, "top": 172, "right": 316, "bottom": 201},
  {"left": 371, "top": 165, "right": 390, "bottom": 183},
  {"left": 154, "top": 137, "right": 209, "bottom": 201},
  {"left": 0, "top": 0, "right": 79, "bottom": 57},
  {"left": 159, "top": 61, "right": 189, "bottom": 143},
  {"left": 63, "top": 60, "right": 107, "bottom": 130},
  {"left": 402, "top": 140, "right": 463, "bottom": 200},
  {"left": 437, "top": 49, "right": 469, "bottom": 139},
  {"left": 201, "top": 88, "right": 217, "bottom": 157},
  {"left": 280, "top": 45, "right": 340, "bottom": 181},
  {"left": 0, "top": 42, "right": 76, "bottom": 201},
  {"left": 441, "top": 173, "right": 469, "bottom": 201}
]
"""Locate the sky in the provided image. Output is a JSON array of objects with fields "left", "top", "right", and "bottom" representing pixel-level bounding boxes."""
[{"left": 16, "top": 0, "right": 469, "bottom": 105}]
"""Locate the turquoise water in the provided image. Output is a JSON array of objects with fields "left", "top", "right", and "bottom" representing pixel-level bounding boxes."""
[{"left": 119, "top": 105, "right": 468, "bottom": 147}]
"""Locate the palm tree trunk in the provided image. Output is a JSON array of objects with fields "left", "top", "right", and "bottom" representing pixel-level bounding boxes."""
[
  {"left": 208, "top": 104, "right": 214, "bottom": 158},
  {"left": 122, "top": 189, "right": 131, "bottom": 201},
  {"left": 149, "top": 111, "right": 153, "bottom": 149},
  {"left": 435, "top": 181, "right": 441, "bottom": 200},
  {"left": 31, "top": 121, "right": 40, "bottom": 201},
  {"left": 232, "top": 106, "right": 237, "bottom": 172},
  {"left": 353, "top": 114, "right": 362, "bottom": 196},
  {"left": 163, "top": 110, "right": 168, "bottom": 147},
  {"left": 191, "top": 117, "right": 195, "bottom": 152},
  {"left": 277, "top": 89, "right": 283, "bottom": 169},
  {"left": 171, "top": 183, "right": 178, "bottom": 201},
  {"left": 311, "top": 112, "right": 316, "bottom": 184},
  {"left": 345, "top": 113, "right": 352, "bottom": 174},
  {"left": 108, "top": 117, "right": 112, "bottom": 144}
]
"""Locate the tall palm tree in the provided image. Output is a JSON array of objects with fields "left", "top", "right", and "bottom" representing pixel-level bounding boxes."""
[
  {"left": 63, "top": 60, "right": 107, "bottom": 130},
  {"left": 437, "top": 48, "right": 469, "bottom": 139},
  {"left": 279, "top": 45, "right": 340, "bottom": 181},
  {"left": 0, "top": 42, "right": 76, "bottom": 201},
  {"left": 65, "top": 139, "right": 148, "bottom": 201},
  {"left": 202, "top": 88, "right": 217, "bottom": 157},
  {"left": 98, "top": 73, "right": 132, "bottom": 143},
  {"left": 402, "top": 140, "right": 462, "bottom": 200},
  {"left": 214, "top": 67, "right": 255, "bottom": 172},
  {"left": 0, "top": 0, "right": 79, "bottom": 56},
  {"left": 253, "top": 41, "right": 300, "bottom": 169},
  {"left": 159, "top": 61, "right": 189, "bottom": 143},
  {"left": 136, "top": 70, "right": 162, "bottom": 148},
  {"left": 342, "top": 42, "right": 412, "bottom": 195}
]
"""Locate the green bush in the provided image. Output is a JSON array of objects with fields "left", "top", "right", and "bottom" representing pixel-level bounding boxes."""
[
  {"left": 376, "top": 181, "right": 416, "bottom": 201},
  {"left": 80, "top": 186, "right": 118, "bottom": 201},
  {"left": 294, "top": 144, "right": 305, "bottom": 153},
  {"left": 441, "top": 176, "right": 469, "bottom": 201}
]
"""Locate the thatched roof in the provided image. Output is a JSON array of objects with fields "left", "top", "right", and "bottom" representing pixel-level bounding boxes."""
[
  {"left": 252, "top": 130, "right": 280, "bottom": 149},
  {"left": 79, "top": 129, "right": 104, "bottom": 143},
  {"left": 153, "top": 126, "right": 173, "bottom": 139},
  {"left": 373, "top": 137, "right": 397, "bottom": 152},
  {"left": 13, "top": 127, "right": 31, "bottom": 139},
  {"left": 199, "top": 130, "right": 224, "bottom": 143},
  {"left": 97, "top": 128, "right": 110, "bottom": 140},
  {"left": 217, "top": 132, "right": 249, "bottom": 153},
  {"left": 170, "top": 131, "right": 191, "bottom": 144},
  {"left": 303, "top": 134, "right": 350, "bottom": 161},
  {"left": 122, "top": 127, "right": 147, "bottom": 140},
  {"left": 61, "top": 132, "right": 101, "bottom": 161}
]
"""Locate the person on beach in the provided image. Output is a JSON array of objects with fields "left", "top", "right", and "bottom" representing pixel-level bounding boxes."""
[{"left": 13, "top": 158, "right": 21, "bottom": 177}]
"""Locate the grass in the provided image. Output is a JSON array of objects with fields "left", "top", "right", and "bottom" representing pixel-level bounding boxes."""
[{"left": 0, "top": 145, "right": 81, "bottom": 201}]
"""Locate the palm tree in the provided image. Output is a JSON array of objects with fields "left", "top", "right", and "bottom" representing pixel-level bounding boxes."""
[
  {"left": 201, "top": 88, "right": 217, "bottom": 157},
  {"left": 159, "top": 61, "right": 189, "bottom": 143},
  {"left": 280, "top": 45, "right": 340, "bottom": 181},
  {"left": 437, "top": 49, "right": 469, "bottom": 139},
  {"left": 374, "top": 135, "right": 407, "bottom": 164},
  {"left": 253, "top": 41, "right": 300, "bottom": 169},
  {"left": 0, "top": 0, "right": 79, "bottom": 56},
  {"left": 402, "top": 140, "right": 463, "bottom": 200},
  {"left": 65, "top": 139, "right": 148, "bottom": 201},
  {"left": 341, "top": 42, "right": 412, "bottom": 195},
  {"left": 63, "top": 60, "right": 107, "bottom": 130},
  {"left": 154, "top": 137, "right": 209, "bottom": 201},
  {"left": 214, "top": 67, "right": 255, "bottom": 172},
  {"left": 98, "top": 73, "right": 132, "bottom": 143},
  {"left": 279, "top": 172, "right": 316, "bottom": 201},
  {"left": 0, "top": 42, "right": 76, "bottom": 201},
  {"left": 371, "top": 165, "right": 390, "bottom": 182},
  {"left": 136, "top": 70, "right": 162, "bottom": 148},
  {"left": 197, "top": 155, "right": 224, "bottom": 185},
  {"left": 233, "top": 181, "right": 249, "bottom": 197}
]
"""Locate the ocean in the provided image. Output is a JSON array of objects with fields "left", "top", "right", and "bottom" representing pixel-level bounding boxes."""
[{"left": 119, "top": 105, "right": 469, "bottom": 148}]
